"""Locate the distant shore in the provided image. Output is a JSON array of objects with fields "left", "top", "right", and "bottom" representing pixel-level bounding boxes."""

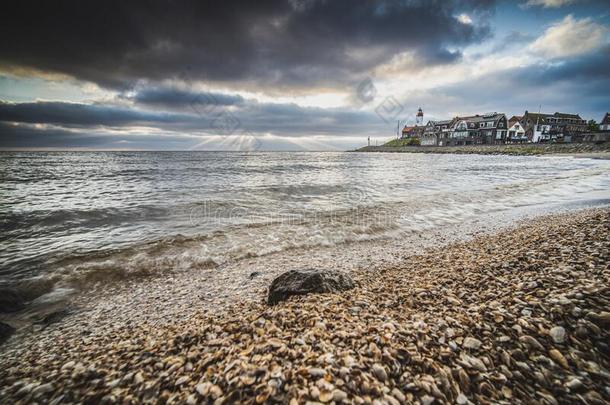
[
  {"left": 354, "top": 142, "right": 610, "bottom": 157},
  {"left": 1, "top": 207, "right": 608, "bottom": 403}
]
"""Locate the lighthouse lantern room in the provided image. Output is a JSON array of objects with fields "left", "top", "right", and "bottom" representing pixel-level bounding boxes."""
[{"left": 416, "top": 107, "right": 424, "bottom": 126}]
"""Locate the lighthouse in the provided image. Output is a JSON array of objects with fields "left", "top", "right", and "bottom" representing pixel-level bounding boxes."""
[{"left": 416, "top": 107, "right": 424, "bottom": 126}]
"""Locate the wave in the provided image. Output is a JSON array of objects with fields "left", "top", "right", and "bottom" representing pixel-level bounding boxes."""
[
  {"left": 0, "top": 204, "right": 398, "bottom": 303},
  {"left": 2, "top": 152, "right": 610, "bottom": 319}
]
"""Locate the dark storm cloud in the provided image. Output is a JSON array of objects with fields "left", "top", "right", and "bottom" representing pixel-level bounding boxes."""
[
  {"left": 0, "top": 97, "right": 386, "bottom": 140},
  {"left": 126, "top": 88, "right": 244, "bottom": 108},
  {"left": 0, "top": 101, "right": 188, "bottom": 127},
  {"left": 0, "top": 0, "right": 495, "bottom": 89},
  {"left": 0, "top": 122, "right": 198, "bottom": 149}
]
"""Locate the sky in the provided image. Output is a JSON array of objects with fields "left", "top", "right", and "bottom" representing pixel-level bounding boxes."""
[{"left": 0, "top": 0, "right": 609, "bottom": 151}]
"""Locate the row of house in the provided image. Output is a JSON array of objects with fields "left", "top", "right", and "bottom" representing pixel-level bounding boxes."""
[{"left": 401, "top": 108, "right": 607, "bottom": 146}]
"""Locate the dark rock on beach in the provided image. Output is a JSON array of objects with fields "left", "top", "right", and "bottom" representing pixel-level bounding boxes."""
[
  {"left": 0, "top": 288, "right": 24, "bottom": 313},
  {"left": 267, "top": 268, "right": 355, "bottom": 305},
  {"left": 0, "top": 280, "right": 55, "bottom": 313},
  {"left": 0, "top": 322, "right": 15, "bottom": 344}
]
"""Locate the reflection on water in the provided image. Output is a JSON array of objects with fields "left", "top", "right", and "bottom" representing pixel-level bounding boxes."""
[{"left": 1, "top": 151, "right": 609, "bottom": 291}]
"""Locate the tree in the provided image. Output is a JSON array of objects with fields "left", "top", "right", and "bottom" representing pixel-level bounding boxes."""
[{"left": 587, "top": 120, "right": 598, "bottom": 132}]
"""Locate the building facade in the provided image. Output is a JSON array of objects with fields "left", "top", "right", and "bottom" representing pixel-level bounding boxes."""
[
  {"left": 401, "top": 125, "right": 425, "bottom": 139},
  {"left": 521, "top": 111, "right": 587, "bottom": 142},
  {"left": 421, "top": 119, "right": 456, "bottom": 146},
  {"left": 600, "top": 113, "right": 610, "bottom": 131},
  {"left": 448, "top": 113, "right": 507, "bottom": 145},
  {"left": 398, "top": 110, "right": 599, "bottom": 146},
  {"left": 507, "top": 120, "right": 527, "bottom": 143}
]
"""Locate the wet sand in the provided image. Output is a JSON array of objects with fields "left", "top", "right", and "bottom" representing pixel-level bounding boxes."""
[{"left": 1, "top": 207, "right": 609, "bottom": 404}]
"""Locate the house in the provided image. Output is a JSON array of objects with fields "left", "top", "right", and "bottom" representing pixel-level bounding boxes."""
[
  {"left": 449, "top": 113, "right": 508, "bottom": 145},
  {"left": 520, "top": 111, "right": 551, "bottom": 143},
  {"left": 601, "top": 113, "right": 610, "bottom": 131},
  {"left": 414, "top": 126, "right": 426, "bottom": 138},
  {"left": 401, "top": 125, "right": 425, "bottom": 139},
  {"left": 450, "top": 115, "right": 482, "bottom": 145},
  {"left": 508, "top": 115, "right": 521, "bottom": 128},
  {"left": 421, "top": 121, "right": 437, "bottom": 146},
  {"left": 507, "top": 120, "right": 527, "bottom": 143},
  {"left": 549, "top": 112, "right": 587, "bottom": 142},
  {"left": 401, "top": 125, "right": 416, "bottom": 138},
  {"left": 521, "top": 111, "right": 587, "bottom": 142},
  {"left": 421, "top": 119, "right": 457, "bottom": 146}
]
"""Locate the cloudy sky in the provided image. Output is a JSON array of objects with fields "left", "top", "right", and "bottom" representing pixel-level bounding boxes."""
[{"left": 1, "top": 0, "right": 609, "bottom": 151}]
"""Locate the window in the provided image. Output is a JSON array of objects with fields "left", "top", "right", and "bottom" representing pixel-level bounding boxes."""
[{"left": 498, "top": 122, "right": 503, "bottom": 128}]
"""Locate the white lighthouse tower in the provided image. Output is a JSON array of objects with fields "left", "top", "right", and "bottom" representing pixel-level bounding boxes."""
[{"left": 416, "top": 107, "right": 424, "bottom": 126}]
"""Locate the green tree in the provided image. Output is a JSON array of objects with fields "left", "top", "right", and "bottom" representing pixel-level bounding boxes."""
[{"left": 587, "top": 120, "right": 598, "bottom": 132}]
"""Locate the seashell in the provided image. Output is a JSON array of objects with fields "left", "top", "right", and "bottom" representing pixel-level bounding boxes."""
[
  {"left": 239, "top": 375, "right": 256, "bottom": 386},
  {"left": 208, "top": 385, "right": 223, "bottom": 399},
  {"left": 371, "top": 364, "right": 388, "bottom": 382},
  {"left": 308, "top": 367, "right": 327, "bottom": 378},
  {"left": 390, "top": 388, "right": 406, "bottom": 403},
  {"left": 548, "top": 349, "right": 569, "bottom": 369},
  {"left": 463, "top": 337, "right": 482, "bottom": 350},
  {"left": 548, "top": 326, "right": 566, "bottom": 344},
  {"left": 255, "top": 391, "right": 269, "bottom": 403},
  {"left": 519, "top": 335, "right": 544, "bottom": 351},
  {"left": 586, "top": 311, "right": 610, "bottom": 327},
  {"left": 478, "top": 381, "right": 493, "bottom": 397},
  {"left": 175, "top": 376, "right": 190, "bottom": 386},
  {"left": 196, "top": 382, "right": 210, "bottom": 396},
  {"left": 458, "top": 369, "right": 470, "bottom": 391},
  {"left": 319, "top": 390, "right": 333, "bottom": 403},
  {"left": 332, "top": 389, "right": 348, "bottom": 402},
  {"left": 565, "top": 378, "right": 583, "bottom": 390}
]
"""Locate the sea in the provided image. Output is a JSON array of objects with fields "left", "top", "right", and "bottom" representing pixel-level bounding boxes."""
[{"left": 1, "top": 151, "right": 610, "bottom": 307}]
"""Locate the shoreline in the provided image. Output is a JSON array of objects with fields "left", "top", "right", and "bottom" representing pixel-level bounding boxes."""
[
  {"left": 0, "top": 199, "right": 599, "bottom": 340},
  {"left": 354, "top": 142, "right": 610, "bottom": 157},
  {"left": 1, "top": 207, "right": 609, "bottom": 403},
  {"left": 0, "top": 202, "right": 539, "bottom": 339}
]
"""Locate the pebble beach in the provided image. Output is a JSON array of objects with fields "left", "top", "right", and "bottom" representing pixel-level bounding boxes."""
[{"left": 1, "top": 208, "right": 608, "bottom": 404}]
